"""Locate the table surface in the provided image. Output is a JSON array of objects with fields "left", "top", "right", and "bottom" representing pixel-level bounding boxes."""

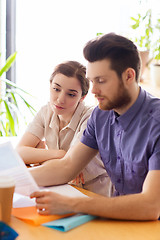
[
  {"left": 9, "top": 187, "right": 160, "bottom": 240},
  {"left": 10, "top": 215, "right": 160, "bottom": 240}
]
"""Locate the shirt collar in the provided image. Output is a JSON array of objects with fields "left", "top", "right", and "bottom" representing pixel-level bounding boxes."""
[
  {"left": 112, "top": 87, "right": 146, "bottom": 131},
  {"left": 49, "top": 101, "right": 85, "bottom": 131},
  {"left": 49, "top": 105, "right": 59, "bottom": 130}
]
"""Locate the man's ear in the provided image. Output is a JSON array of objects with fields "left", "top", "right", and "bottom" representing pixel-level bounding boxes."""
[{"left": 123, "top": 68, "right": 135, "bottom": 85}]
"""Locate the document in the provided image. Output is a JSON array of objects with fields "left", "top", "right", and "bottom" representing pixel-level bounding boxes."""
[
  {"left": 0, "top": 142, "right": 39, "bottom": 196},
  {"left": 43, "top": 184, "right": 88, "bottom": 198},
  {"left": 13, "top": 184, "right": 87, "bottom": 208},
  {"left": 12, "top": 185, "right": 89, "bottom": 225},
  {"left": 0, "top": 142, "right": 87, "bottom": 209}
]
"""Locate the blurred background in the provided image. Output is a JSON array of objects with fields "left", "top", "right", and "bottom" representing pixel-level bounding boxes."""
[{"left": 0, "top": 0, "right": 160, "bottom": 136}]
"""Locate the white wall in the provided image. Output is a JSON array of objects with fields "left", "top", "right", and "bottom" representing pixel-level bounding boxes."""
[
  {"left": 16, "top": 0, "right": 134, "bottom": 110},
  {"left": 15, "top": 0, "right": 160, "bottom": 114}
]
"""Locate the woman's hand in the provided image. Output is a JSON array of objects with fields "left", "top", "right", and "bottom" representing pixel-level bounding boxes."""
[
  {"left": 30, "top": 191, "right": 73, "bottom": 215},
  {"left": 70, "top": 172, "right": 85, "bottom": 185}
]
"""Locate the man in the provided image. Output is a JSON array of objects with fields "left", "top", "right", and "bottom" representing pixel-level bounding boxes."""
[{"left": 30, "top": 33, "right": 160, "bottom": 220}]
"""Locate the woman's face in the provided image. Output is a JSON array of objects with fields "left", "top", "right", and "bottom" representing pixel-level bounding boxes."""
[{"left": 50, "top": 73, "right": 83, "bottom": 118}]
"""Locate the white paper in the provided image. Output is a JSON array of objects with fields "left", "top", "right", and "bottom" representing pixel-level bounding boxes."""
[
  {"left": 41, "top": 184, "right": 88, "bottom": 198},
  {"left": 13, "top": 184, "right": 87, "bottom": 208},
  {"left": 0, "top": 142, "right": 87, "bottom": 208},
  {"left": 0, "top": 142, "right": 39, "bottom": 196},
  {"left": 13, "top": 193, "right": 36, "bottom": 208}
]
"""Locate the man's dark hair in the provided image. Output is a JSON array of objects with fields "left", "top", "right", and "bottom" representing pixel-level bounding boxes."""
[{"left": 83, "top": 33, "right": 141, "bottom": 82}]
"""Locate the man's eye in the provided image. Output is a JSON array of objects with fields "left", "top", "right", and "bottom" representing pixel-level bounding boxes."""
[
  {"left": 68, "top": 93, "right": 76, "bottom": 97},
  {"left": 98, "top": 79, "right": 105, "bottom": 83}
]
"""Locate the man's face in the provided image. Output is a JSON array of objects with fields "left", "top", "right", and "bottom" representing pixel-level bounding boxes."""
[{"left": 87, "top": 59, "right": 131, "bottom": 114}]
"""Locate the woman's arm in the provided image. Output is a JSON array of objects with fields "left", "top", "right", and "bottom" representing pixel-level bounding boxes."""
[
  {"left": 16, "top": 132, "right": 66, "bottom": 164},
  {"left": 30, "top": 142, "right": 98, "bottom": 186}
]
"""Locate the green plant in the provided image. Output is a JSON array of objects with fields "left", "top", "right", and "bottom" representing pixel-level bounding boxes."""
[
  {"left": 130, "top": 9, "right": 160, "bottom": 62},
  {"left": 0, "top": 52, "right": 36, "bottom": 136},
  {"left": 152, "top": 17, "right": 160, "bottom": 63},
  {"left": 130, "top": 9, "right": 153, "bottom": 50}
]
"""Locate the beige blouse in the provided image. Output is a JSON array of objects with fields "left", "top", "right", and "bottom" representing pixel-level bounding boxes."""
[{"left": 26, "top": 102, "right": 113, "bottom": 196}]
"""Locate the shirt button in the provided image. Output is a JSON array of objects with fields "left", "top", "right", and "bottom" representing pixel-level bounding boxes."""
[
  {"left": 117, "top": 130, "right": 121, "bottom": 136},
  {"left": 117, "top": 179, "right": 121, "bottom": 183},
  {"left": 132, "top": 169, "right": 135, "bottom": 174}
]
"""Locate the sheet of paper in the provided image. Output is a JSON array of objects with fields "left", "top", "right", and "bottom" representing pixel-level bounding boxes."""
[
  {"left": 13, "top": 193, "right": 36, "bottom": 208},
  {"left": 42, "top": 184, "right": 88, "bottom": 198},
  {"left": 0, "top": 142, "right": 39, "bottom": 196},
  {"left": 13, "top": 184, "right": 87, "bottom": 208},
  {"left": 0, "top": 142, "right": 87, "bottom": 208}
]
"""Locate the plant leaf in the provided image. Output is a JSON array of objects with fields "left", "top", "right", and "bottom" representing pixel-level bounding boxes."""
[
  {"left": 0, "top": 78, "right": 34, "bottom": 96},
  {"left": 0, "top": 52, "right": 17, "bottom": 76},
  {"left": 14, "top": 91, "right": 36, "bottom": 113},
  {"left": 3, "top": 100, "right": 16, "bottom": 136},
  {"left": 10, "top": 92, "right": 18, "bottom": 107}
]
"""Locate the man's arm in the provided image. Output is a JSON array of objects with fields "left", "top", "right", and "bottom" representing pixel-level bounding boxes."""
[
  {"left": 29, "top": 142, "right": 98, "bottom": 186},
  {"left": 75, "top": 170, "right": 160, "bottom": 220},
  {"left": 31, "top": 170, "right": 160, "bottom": 220},
  {"left": 16, "top": 132, "right": 66, "bottom": 164}
]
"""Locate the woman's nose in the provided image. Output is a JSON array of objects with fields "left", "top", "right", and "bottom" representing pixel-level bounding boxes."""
[{"left": 57, "top": 92, "right": 65, "bottom": 104}]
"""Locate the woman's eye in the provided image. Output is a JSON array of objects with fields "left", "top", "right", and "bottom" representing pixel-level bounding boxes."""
[{"left": 53, "top": 88, "right": 60, "bottom": 92}]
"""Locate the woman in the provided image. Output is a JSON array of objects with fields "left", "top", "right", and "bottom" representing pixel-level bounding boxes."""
[{"left": 16, "top": 61, "right": 113, "bottom": 196}]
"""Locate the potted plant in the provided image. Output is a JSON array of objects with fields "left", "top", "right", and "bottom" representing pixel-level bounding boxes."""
[
  {"left": 150, "top": 17, "right": 160, "bottom": 87},
  {"left": 130, "top": 9, "right": 153, "bottom": 80},
  {"left": 0, "top": 52, "right": 36, "bottom": 136}
]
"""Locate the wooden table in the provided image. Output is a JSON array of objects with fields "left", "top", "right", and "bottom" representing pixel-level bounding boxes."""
[
  {"left": 10, "top": 215, "right": 160, "bottom": 240},
  {"left": 9, "top": 187, "right": 160, "bottom": 240}
]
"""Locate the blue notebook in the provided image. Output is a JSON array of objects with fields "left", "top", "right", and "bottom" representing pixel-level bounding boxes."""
[
  {"left": 42, "top": 214, "right": 96, "bottom": 232},
  {"left": 0, "top": 221, "right": 18, "bottom": 240}
]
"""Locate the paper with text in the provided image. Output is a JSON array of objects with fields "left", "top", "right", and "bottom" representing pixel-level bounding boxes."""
[
  {"left": 0, "top": 142, "right": 39, "bottom": 196},
  {"left": 0, "top": 142, "right": 87, "bottom": 209}
]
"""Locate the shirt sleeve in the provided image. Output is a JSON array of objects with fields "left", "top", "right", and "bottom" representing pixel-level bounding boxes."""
[
  {"left": 148, "top": 136, "right": 160, "bottom": 170},
  {"left": 80, "top": 108, "right": 98, "bottom": 150},
  {"left": 26, "top": 105, "right": 46, "bottom": 139},
  {"left": 148, "top": 108, "right": 160, "bottom": 171}
]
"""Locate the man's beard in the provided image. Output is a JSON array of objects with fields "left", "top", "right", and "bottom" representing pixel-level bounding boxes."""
[{"left": 97, "top": 81, "right": 131, "bottom": 111}]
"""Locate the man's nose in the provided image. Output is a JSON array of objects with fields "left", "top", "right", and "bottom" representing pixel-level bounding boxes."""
[{"left": 91, "top": 83, "right": 99, "bottom": 95}]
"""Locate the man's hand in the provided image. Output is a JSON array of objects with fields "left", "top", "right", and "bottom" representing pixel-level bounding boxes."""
[{"left": 30, "top": 191, "right": 73, "bottom": 215}]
